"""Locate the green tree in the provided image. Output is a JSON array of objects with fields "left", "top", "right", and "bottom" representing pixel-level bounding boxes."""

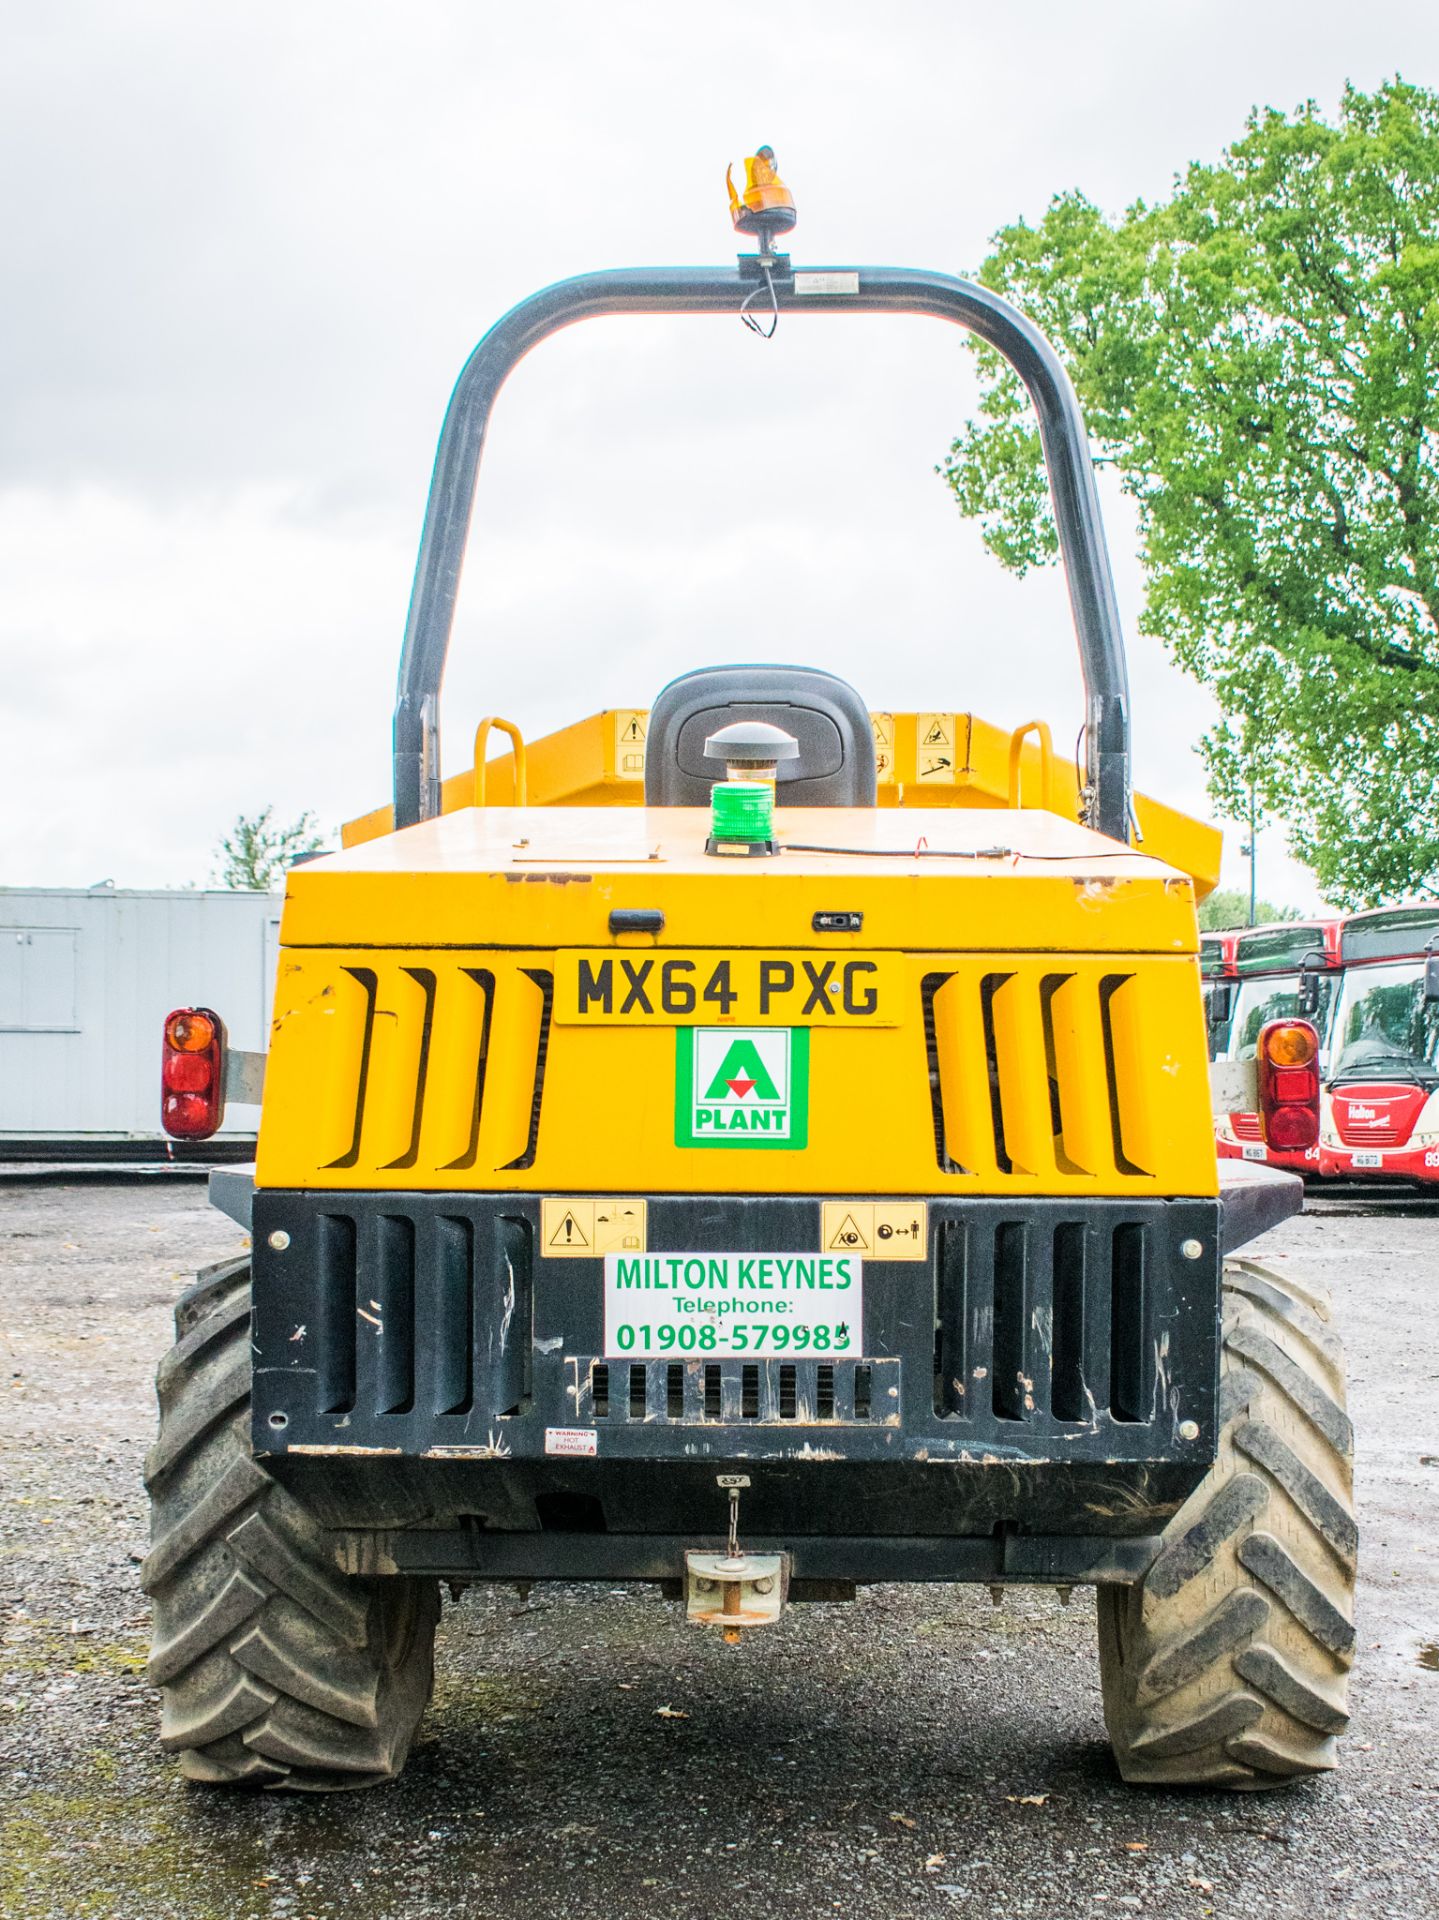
[
  {"left": 939, "top": 79, "right": 1439, "bottom": 909},
  {"left": 1197, "top": 888, "right": 1303, "bottom": 931},
  {"left": 213, "top": 808, "right": 327, "bottom": 890}
]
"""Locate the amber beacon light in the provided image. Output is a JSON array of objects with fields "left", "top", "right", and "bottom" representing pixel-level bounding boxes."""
[
  {"left": 725, "top": 146, "right": 796, "bottom": 233},
  {"left": 161, "top": 1006, "right": 227, "bottom": 1139},
  {"left": 1256, "top": 1018, "right": 1320, "bottom": 1151}
]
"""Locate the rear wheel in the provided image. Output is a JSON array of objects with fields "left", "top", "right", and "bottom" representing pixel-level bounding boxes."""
[
  {"left": 1098, "top": 1258, "right": 1356, "bottom": 1788},
  {"left": 142, "top": 1256, "right": 440, "bottom": 1790}
]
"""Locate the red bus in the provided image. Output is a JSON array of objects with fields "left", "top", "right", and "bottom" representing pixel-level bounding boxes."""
[
  {"left": 1201, "top": 930, "right": 1239, "bottom": 1059},
  {"left": 1214, "top": 920, "right": 1342, "bottom": 1175},
  {"left": 1320, "top": 904, "right": 1439, "bottom": 1182}
]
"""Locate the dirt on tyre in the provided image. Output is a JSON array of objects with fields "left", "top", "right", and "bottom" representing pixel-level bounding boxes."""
[
  {"left": 142, "top": 1256, "right": 441, "bottom": 1790},
  {"left": 1099, "top": 1257, "right": 1356, "bottom": 1788}
]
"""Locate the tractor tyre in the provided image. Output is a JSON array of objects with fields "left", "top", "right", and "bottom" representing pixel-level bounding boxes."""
[
  {"left": 1098, "top": 1258, "right": 1356, "bottom": 1788},
  {"left": 142, "top": 1256, "right": 440, "bottom": 1790}
]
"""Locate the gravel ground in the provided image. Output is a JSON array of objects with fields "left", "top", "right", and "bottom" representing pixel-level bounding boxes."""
[{"left": 1, "top": 1179, "right": 1435, "bottom": 1920}]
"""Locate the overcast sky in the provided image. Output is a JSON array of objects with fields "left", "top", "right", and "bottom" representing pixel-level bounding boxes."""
[{"left": 3, "top": 0, "right": 1435, "bottom": 905}]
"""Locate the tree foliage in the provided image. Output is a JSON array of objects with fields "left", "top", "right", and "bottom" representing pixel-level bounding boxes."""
[
  {"left": 213, "top": 808, "right": 327, "bottom": 890},
  {"left": 1197, "top": 887, "right": 1302, "bottom": 931},
  {"left": 940, "top": 79, "right": 1439, "bottom": 908}
]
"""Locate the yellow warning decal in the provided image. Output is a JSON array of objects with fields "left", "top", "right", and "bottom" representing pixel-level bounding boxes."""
[
  {"left": 916, "top": 714, "right": 957, "bottom": 783},
  {"left": 870, "top": 711, "right": 896, "bottom": 786},
  {"left": 541, "top": 1197, "right": 648, "bottom": 1258},
  {"left": 820, "top": 1201, "right": 927, "bottom": 1260},
  {"left": 612, "top": 710, "right": 648, "bottom": 780}
]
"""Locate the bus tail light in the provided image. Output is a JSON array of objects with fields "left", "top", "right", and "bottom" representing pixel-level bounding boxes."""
[
  {"left": 161, "top": 1008, "right": 227, "bottom": 1139},
  {"left": 1257, "top": 1018, "right": 1319, "bottom": 1151}
]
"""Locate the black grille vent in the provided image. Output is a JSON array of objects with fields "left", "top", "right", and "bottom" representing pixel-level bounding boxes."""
[
  {"left": 309, "top": 1208, "right": 531, "bottom": 1422},
  {"left": 586, "top": 1357, "right": 899, "bottom": 1426},
  {"left": 934, "top": 1218, "right": 1152, "bottom": 1425},
  {"left": 252, "top": 1190, "right": 1217, "bottom": 1465}
]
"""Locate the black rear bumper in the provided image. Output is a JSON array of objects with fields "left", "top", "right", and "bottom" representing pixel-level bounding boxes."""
[{"left": 248, "top": 1190, "right": 1225, "bottom": 1568}]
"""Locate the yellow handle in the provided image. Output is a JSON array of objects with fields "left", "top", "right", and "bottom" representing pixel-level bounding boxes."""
[
  {"left": 1007, "top": 720, "right": 1054, "bottom": 811},
  {"left": 473, "top": 716, "right": 527, "bottom": 808}
]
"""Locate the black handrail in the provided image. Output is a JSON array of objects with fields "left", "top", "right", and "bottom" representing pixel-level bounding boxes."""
[{"left": 393, "top": 262, "right": 1132, "bottom": 841}]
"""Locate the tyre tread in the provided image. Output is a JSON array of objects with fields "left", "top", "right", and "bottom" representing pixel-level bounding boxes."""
[
  {"left": 1223, "top": 1323, "right": 1353, "bottom": 1455},
  {"left": 174, "top": 1256, "right": 251, "bottom": 1338},
  {"left": 1099, "top": 1259, "right": 1355, "bottom": 1790},
  {"left": 144, "top": 1262, "right": 438, "bottom": 1791}
]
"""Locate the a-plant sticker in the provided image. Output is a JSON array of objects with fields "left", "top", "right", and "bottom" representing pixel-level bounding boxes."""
[{"left": 675, "top": 1026, "right": 809, "bottom": 1150}]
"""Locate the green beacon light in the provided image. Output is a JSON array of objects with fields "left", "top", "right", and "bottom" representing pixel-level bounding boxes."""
[
  {"left": 712, "top": 780, "right": 774, "bottom": 843},
  {"left": 703, "top": 721, "right": 799, "bottom": 857}
]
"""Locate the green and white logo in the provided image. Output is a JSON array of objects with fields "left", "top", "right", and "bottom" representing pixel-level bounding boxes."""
[{"left": 674, "top": 1026, "right": 809, "bottom": 1150}]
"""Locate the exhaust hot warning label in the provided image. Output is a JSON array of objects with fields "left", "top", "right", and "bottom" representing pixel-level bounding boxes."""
[{"left": 674, "top": 1027, "right": 809, "bottom": 1150}]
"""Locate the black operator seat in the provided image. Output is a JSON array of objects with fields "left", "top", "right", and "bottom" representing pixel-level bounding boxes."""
[{"left": 643, "top": 665, "right": 878, "bottom": 807}]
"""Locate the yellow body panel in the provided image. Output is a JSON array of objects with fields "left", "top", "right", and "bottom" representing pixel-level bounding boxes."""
[
  {"left": 339, "top": 708, "right": 1221, "bottom": 902},
  {"left": 309, "top": 807, "right": 1198, "bottom": 953},
  {"left": 257, "top": 946, "right": 1214, "bottom": 1197},
  {"left": 342, "top": 710, "right": 629, "bottom": 847},
  {"left": 259, "top": 805, "right": 1217, "bottom": 1199}
]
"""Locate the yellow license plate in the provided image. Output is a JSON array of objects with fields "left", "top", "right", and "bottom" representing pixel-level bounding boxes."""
[{"left": 552, "top": 951, "right": 902, "bottom": 1025}]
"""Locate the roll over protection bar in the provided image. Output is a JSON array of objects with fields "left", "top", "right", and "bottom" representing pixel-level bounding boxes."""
[{"left": 393, "top": 261, "right": 1133, "bottom": 843}]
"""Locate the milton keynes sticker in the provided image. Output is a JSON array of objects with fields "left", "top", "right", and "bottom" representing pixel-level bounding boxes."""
[
  {"left": 674, "top": 1026, "right": 809, "bottom": 1150},
  {"left": 604, "top": 1251, "right": 860, "bottom": 1358}
]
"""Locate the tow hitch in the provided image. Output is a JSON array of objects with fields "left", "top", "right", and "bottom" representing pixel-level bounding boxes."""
[{"left": 684, "top": 1475, "right": 789, "bottom": 1643}]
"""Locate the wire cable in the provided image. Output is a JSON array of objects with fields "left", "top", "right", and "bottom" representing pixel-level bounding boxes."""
[
  {"left": 781, "top": 842, "right": 1156, "bottom": 863},
  {"left": 739, "top": 265, "right": 779, "bottom": 339}
]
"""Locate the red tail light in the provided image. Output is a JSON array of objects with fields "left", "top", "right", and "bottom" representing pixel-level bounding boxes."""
[
  {"left": 161, "top": 1007, "right": 227, "bottom": 1139},
  {"left": 1257, "top": 1018, "right": 1319, "bottom": 1151}
]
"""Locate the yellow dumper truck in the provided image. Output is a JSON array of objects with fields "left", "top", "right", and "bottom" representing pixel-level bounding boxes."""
[{"left": 143, "top": 159, "right": 1354, "bottom": 1793}]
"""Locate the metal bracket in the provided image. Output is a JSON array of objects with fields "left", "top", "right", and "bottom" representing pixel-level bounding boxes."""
[
  {"left": 223, "top": 1049, "right": 267, "bottom": 1105},
  {"left": 737, "top": 249, "right": 791, "bottom": 281},
  {"left": 1209, "top": 1058, "right": 1256, "bottom": 1115},
  {"left": 685, "top": 1550, "right": 789, "bottom": 1636},
  {"left": 683, "top": 1471, "right": 787, "bottom": 1639}
]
